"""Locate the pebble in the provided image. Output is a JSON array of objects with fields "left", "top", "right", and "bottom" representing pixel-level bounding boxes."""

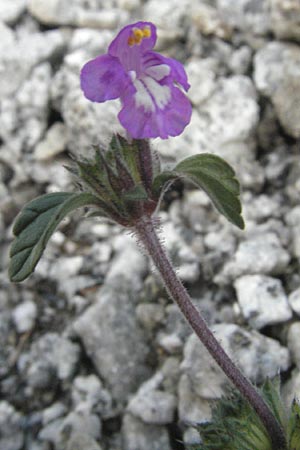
[
  {"left": 127, "top": 389, "right": 176, "bottom": 424},
  {"left": 34, "top": 122, "right": 68, "bottom": 160},
  {"left": 0, "top": 0, "right": 27, "bottom": 24},
  {"left": 287, "top": 323, "right": 300, "bottom": 370},
  {"left": 254, "top": 41, "right": 300, "bottom": 137},
  {"left": 288, "top": 287, "right": 300, "bottom": 316},
  {"left": 270, "top": 0, "right": 300, "bottom": 41},
  {"left": 0, "top": 401, "right": 24, "bottom": 450},
  {"left": 73, "top": 284, "right": 151, "bottom": 404},
  {"left": 122, "top": 414, "right": 171, "bottom": 450},
  {"left": 220, "top": 233, "right": 290, "bottom": 281},
  {"left": 234, "top": 275, "right": 292, "bottom": 329},
  {"left": 217, "top": 0, "right": 271, "bottom": 36},
  {"left": 12, "top": 300, "right": 38, "bottom": 333}
]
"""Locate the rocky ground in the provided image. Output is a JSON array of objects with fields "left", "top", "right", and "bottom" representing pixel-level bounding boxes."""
[{"left": 1, "top": 0, "right": 300, "bottom": 449}]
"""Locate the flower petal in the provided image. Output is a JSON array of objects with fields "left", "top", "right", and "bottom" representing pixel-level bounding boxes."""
[
  {"left": 118, "top": 84, "right": 192, "bottom": 139},
  {"left": 80, "top": 54, "right": 130, "bottom": 102},
  {"left": 108, "top": 22, "right": 157, "bottom": 73},
  {"left": 143, "top": 51, "right": 190, "bottom": 91}
]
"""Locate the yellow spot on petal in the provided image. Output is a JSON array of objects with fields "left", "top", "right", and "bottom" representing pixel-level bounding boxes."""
[
  {"left": 127, "top": 26, "right": 152, "bottom": 47},
  {"left": 133, "top": 28, "right": 144, "bottom": 39},
  {"left": 128, "top": 36, "right": 136, "bottom": 46},
  {"left": 142, "top": 26, "right": 151, "bottom": 38}
]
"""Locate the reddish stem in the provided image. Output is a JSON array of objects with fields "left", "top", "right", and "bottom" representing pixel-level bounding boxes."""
[{"left": 134, "top": 215, "right": 287, "bottom": 450}]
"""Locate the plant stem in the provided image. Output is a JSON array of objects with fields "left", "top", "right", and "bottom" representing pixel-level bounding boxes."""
[{"left": 134, "top": 215, "right": 287, "bottom": 450}]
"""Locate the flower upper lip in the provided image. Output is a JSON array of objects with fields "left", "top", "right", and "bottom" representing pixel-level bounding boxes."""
[{"left": 80, "top": 21, "right": 192, "bottom": 139}]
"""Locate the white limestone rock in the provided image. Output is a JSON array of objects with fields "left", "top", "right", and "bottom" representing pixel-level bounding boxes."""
[
  {"left": 270, "top": 0, "right": 300, "bottom": 41},
  {"left": 288, "top": 287, "right": 300, "bottom": 316},
  {"left": 12, "top": 300, "right": 37, "bottom": 333},
  {"left": 220, "top": 233, "right": 290, "bottom": 281},
  {"left": 288, "top": 323, "right": 300, "bottom": 370},
  {"left": 234, "top": 275, "right": 292, "bottom": 329},
  {"left": 34, "top": 122, "right": 68, "bottom": 160},
  {"left": 122, "top": 414, "right": 171, "bottom": 450},
  {"left": 217, "top": 0, "right": 271, "bottom": 35},
  {"left": 254, "top": 41, "right": 300, "bottom": 137},
  {"left": 0, "top": 0, "right": 26, "bottom": 24}
]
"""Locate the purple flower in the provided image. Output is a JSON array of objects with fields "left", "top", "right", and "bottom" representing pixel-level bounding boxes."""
[{"left": 80, "top": 21, "right": 192, "bottom": 139}]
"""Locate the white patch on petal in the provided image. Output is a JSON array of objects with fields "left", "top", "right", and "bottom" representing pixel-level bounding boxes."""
[
  {"left": 128, "top": 70, "right": 137, "bottom": 82},
  {"left": 143, "top": 76, "right": 171, "bottom": 110},
  {"left": 131, "top": 70, "right": 171, "bottom": 113},
  {"left": 145, "top": 64, "right": 170, "bottom": 81},
  {"left": 133, "top": 79, "right": 155, "bottom": 112}
]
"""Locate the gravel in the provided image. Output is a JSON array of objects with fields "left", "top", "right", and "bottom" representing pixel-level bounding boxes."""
[{"left": 2, "top": 1, "right": 299, "bottom": 449}]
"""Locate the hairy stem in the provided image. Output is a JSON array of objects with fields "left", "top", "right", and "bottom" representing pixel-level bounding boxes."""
[{"left": 134, "top": 215, "right": 287, "bottom": 450}]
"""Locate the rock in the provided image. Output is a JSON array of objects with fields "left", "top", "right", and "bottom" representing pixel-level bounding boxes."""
[
  {"left": 142, "top": 0, "right": 191, "bottom": 36},
  {"left": 185, "top": 58, "right": 217, "bottom": 106},
  {"left": 157, "top": 76, "right": 259, "bottom": 183},
  {"left": 72, "top": 375, "right": 113, "bottom": 418},
  {"left": 27, "top": 0, "right": 76, "bottom": 25},
  {"left": 53, "top": 61, "right": 124, "bottom": 153},
  {"left": 21, "top": 333, "right": 80, "bottom": 388},
  {"left": 287, "top": 323, "right": 300, "bottom": 369},
  {"left": 270, "top": 0, "right": 300, "bottom": 41},
  {"left": 60, "top": 410, "right": 101, "bottom": 444},
  {"left": 286, "top": 206, "right": 300, "bottom": 259},
  {"left": 43, "top": 403, "right": 67, "bottom": 425},
  {"left": 136, "top": 303, "right": 165, "bottom": 331},
  {"left": 73, "top": 284, "right": 151, "bottom": 404},
  {"left": 254, "top": 41, "right": 300, "bottom": 137},
  {"left": 49, "top": 256, "right": 84, "bottom": 282},
  {"left": 157, "top": 333, "right": 183, "bottom": 354},
  {"left": 220, "top": 233, "right": 290, "bottom": 281},
  {"left": 0, "top": 21, "right": 15, "bottom": 48},
  {"left": 106, "top": 234, "right": 148, "bottom": 290},
  {"left": 254, "top": 42, "right": 300, "bottom": 97},
  {"left": 229, "top": 45, "right": 252, "bottom": 75},
  {"left": 40, "top": 409, "right": 101, "bottom": 450},
  {"left": 127, "top": 389, "right": 176, "bottom": 424},
  {"left": 0, "top": 29, "right": 68, "bottom": 101},
  {"left": 0, "top": 401, "right": 24, "bottom": 450},
  {"left": 183, "top": 426, "right": 202, "bottom": 446},
  {"left": 191, "top": 3, "right": 232, "bottom": 39},
  {"left": 272, "top": 76, "right": 300, "bottom": 138},
  {"left": 282, "top": 369, "right": 300, "bottom": 408},
  {"left": 180, "top": 324, "right": 290, "bottom": 418},
  {"left": 178, "top": 373, "right": 212, "bottom": 423},
  {"left": 288, "top": 287, "right": 300, "bottom": 316},
  {"left": 0, "top": 63, "right": 51, "bottom": 156},
  {"left": 243, "top": 193, "right": 283, "bottom": 222},
  {"left": 159, "top": 220, "right": 200, "bottom": 283},
  {"left": 28, "top": 0, "right": 126, "bottom": 28},
  {"left": 34, "top": 122, "right": 68, "bottom": 160},
  {"left": 0, "top": 0, "right": 26, "bottom": 24},
  {"left": 122, "top": 414, "right": 171, "bottom": 450},
  {"left": 234, "top": 275, "right": 292, "bottom": 329},
  {"left": 12, "top": 300, "right": 38, "bottom": 333},
  {"left": 217, "top": 0, "right": 271, "bottom": 35},
  {"left": 66, "top": 433, "right": 103, "bottom": 450}
]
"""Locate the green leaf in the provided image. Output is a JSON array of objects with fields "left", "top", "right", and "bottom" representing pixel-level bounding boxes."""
[
  {"left": 261, "top": 377, "right": 288, "bottom": 430},
  {"left": 9, "top": 192, "right": 100, "bottom": 282},
  {"left": 152, "top": 170, "right": 177, "bottom": 198},
  {"left": 288, "top": 399, "right": 300, "bottom": 449},
  {"left": 153, "top": 154, "right": 244, "bottom": 230},
  {"left": 123, "top": 184, "right": 148, "bottom": 201}
]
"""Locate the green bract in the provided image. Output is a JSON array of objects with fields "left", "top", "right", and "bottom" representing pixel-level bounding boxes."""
[
  {"left": 191, "top": 378, "right": 300, "bottom": 450},
  {"left": 9, "top": 136, "right": 244, "bottom": 282}
]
